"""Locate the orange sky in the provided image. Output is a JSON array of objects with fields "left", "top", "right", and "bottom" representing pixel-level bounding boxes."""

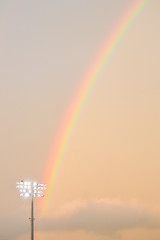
[{"left": 0, "top": 0, "right": 160, "bottom": 240}]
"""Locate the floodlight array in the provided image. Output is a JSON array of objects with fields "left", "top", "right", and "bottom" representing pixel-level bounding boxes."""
[{"left": 16, "top": 181, "right": 47, "bottom": 198}]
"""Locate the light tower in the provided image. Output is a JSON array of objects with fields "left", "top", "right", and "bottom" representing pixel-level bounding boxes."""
[{"left": 16, "top": 180, "right": 47, "bottom": 240}]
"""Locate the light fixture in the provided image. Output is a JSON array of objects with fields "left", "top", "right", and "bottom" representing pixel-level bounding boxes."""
[{"left": 16, "top": 180, "right": 47, "bottom": 240}]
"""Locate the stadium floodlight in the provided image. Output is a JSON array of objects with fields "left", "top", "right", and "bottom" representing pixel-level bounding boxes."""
[{"left": 16, "top": 180, "right": 47, "bottom": 240}]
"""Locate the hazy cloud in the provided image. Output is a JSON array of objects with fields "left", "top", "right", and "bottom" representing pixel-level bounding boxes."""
[
  {"left": 39, "top": 199, "right": 160, "bottom": 234},
  {"left": 1, "top": 200, "right": 160, "bottom": 239},
  {"left": 0, "top": 206, "right": 29, "bottom": 239}
]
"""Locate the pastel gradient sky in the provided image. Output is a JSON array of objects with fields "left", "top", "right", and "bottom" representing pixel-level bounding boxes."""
[{"left": 0, "top": 0, "right": 160, "bottom": 240}]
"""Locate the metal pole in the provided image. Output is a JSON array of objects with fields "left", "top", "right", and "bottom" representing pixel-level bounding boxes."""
[{"left": 31, "top": 196, "right": 34, "bottom": 240}]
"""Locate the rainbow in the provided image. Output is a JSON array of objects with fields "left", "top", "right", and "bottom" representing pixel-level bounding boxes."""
[{"left": 41, "top": 0, "right": 150, "bottom": 214}]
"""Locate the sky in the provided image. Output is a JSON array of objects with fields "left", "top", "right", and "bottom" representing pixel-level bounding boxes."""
[{"left": 0, "top": 0, "right": 160, "bottom": 239}]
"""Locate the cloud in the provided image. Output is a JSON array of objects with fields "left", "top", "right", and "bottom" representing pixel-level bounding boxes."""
[
  {"left": 39, "top": 199, "right": 160, "bottom": 234},
  {"left": 1, "top": 199, "right": 160, "bottom": 239},
  {"left": 0, "top": 206, "right": 29, "bottom": 239}
]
